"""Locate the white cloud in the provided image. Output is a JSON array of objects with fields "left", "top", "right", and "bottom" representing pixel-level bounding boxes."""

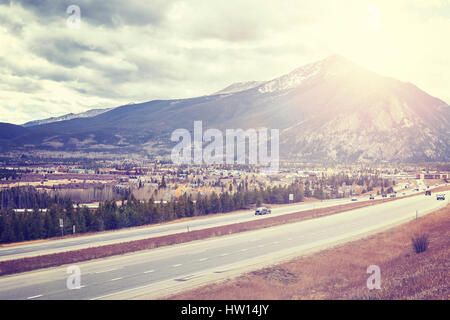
[{"left": 0, "top": 0, "right": 449, "bottom": 124}]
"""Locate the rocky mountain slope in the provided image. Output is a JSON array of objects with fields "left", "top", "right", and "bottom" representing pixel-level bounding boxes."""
[{"left": 2, "top": 55, "right": 449, "bottom": 162}]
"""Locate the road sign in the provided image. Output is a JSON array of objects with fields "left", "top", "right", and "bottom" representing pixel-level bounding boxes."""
[
  {"left": 59, "top": 219, "right": 64, "bottom": 228},
  {"left": 289, "top": 193, "right": 294, "bottom": 201}
]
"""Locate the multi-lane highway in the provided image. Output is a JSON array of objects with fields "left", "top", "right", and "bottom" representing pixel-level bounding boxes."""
[
  {"left": 0, "top": 193, "right": 415, "bottom": 260},
  {"left": 0, "top": 189, "right": 447, "bottom": 300},
  {"left": 0, "top": 198, "right": 349, "bottom": 261},
  {"left": 0, "top": 183, "right": 438, "bottom": 262}
]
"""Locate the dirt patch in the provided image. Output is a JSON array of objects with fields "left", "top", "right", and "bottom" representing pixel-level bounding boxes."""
[{"left": 251, "top": 267, "right": 299, "bottom": 285}]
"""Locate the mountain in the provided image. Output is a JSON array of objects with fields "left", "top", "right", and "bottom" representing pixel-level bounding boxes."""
[
  {"left": 213, "top": 81, "right": 265, "bottom": 95},
  {"left": 0, "top": 123, "right": 29, "bottom": 140},
  {"left": 21, "top": 107, "right": 115, "bottom": 127},
  {"left": 2, "top": 55, "right": 449, "bottom": 162}
]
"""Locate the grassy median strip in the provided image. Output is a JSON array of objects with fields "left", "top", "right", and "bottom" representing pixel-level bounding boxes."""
[
  {"left": 0, "top": 198, "right": 401, "bottom": 276},
  {"left": 169, "top": 204, "right": 450, "bottom": 300}
]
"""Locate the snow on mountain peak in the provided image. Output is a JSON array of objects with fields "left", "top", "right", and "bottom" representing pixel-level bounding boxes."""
[
  {"left": 212, "top": 55, "right": 360, "bottom": 95},
  {"left": 213, "top": 81, "right": 265, "bottom": 95},
  {"left": 22, "top": 107, "right": 114, "bottom": 127},
  {"left": 258, "top": 54, "right": 354, "bottom": 93}
]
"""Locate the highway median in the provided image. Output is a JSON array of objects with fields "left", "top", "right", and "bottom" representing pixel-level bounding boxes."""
[{"left": 0, "top": 197, "right": 401, "bottom": 276}]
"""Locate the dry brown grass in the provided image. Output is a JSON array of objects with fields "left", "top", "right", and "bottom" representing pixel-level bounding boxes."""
[{"left": 170, "top": 204, "right": 450, "bottom": 300}]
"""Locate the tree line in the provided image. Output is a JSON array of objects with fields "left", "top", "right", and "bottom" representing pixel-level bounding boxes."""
[
  {"left": 0, "top": 168, "right": 21, "bottom": 181},
  {"left": 0, "top": 183, "right": 304, "bottom": 244},
  {"left": 0, "top": 186, "right": 70, "bottom": 210}
]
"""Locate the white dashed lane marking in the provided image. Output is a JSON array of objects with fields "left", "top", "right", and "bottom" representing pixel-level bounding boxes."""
[
  {"left": 110, "top": 277, "right": 123, "bottom": 281},
  {"left": 144, "top": 270, "right": 155, "bottom": 274},
  {"left": 94, "top": 268, "right": 119, "bottom": 274}
]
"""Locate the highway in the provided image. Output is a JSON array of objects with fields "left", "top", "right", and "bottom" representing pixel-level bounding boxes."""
[
  {"left": 0, "top": 194, "right": 386, "bottom": 261},
  {"left": 0, "top": 184, "right": 440, "bottom": 261},
  {"left": 0, "top": 189, "right": 447, "bottom": 300}
]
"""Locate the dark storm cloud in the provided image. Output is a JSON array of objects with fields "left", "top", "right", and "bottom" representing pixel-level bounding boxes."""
[
  {"left": 1, "top": 0, "right": 173, "bottom": 28},
  {"left": 0, "top": 55, "right": 74, "bottom": 82},
  {"left": 29, "top": 37, "right": 108, "bottom": 68},
  {"left": 1, "top": 79, "right": 43, "bottom": 93}
]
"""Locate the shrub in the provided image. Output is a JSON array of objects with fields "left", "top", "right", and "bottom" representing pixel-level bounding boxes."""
[{"left": 411, "top": 233, "right": 429, "bottom": 254}]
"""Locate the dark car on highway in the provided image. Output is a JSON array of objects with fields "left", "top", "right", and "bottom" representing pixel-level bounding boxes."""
[
  {"left": 436, "top": 194, "right": 445, "bottom": 200},
  {"left": 255, "top": 207, "right": 271, "bottom": 215}
]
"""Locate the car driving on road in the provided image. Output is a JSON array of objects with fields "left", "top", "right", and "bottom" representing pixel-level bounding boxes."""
[
  {"left": 255, "top": 207, "right": 271, "bottom": 215},
  {"left": 436, "top": 194, "right": 446, "bottom": 200}
]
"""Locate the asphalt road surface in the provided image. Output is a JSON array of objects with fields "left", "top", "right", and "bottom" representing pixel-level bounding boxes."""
[
  {"left": 0, "top": 189, "right": 447, "bottom": 300},
  {"left": 1, "top": 184, "right": 438, "bottom": 261}
]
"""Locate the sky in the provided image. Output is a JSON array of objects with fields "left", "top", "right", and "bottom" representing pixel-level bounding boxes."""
[{"left": 0, "top": 0, "right": 449, "bottom": 124}]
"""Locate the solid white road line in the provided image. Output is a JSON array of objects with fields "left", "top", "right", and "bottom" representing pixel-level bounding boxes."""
[
  {"left": 27, "top": 294, "right": 43, "bottom": 299},
  {"left": 172, "top": 264, "right": 182, "bottom": 267}
]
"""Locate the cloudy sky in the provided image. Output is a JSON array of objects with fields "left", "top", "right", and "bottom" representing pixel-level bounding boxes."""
[{"left": 0, "top": 0, "right": 449, "bottom": 124}]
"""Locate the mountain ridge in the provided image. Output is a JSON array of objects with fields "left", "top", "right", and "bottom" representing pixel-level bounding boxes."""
[
  {"left": 1, "top": 55, "right": 449, "bottom": 162},
  {"left": 21, "top": 107, "right": 115, "bottom": 127}
]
